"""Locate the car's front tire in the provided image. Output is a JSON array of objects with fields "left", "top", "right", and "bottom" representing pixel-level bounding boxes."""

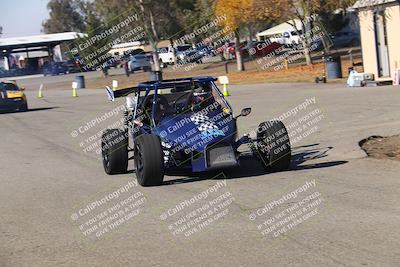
[
  {"left": 134, "top": 134, "right": 164, "bottom": 186},
  {"left": 101, "top": 129, "right": 128, "bottom": 174},
  {"left": 257, "top": 120, "right": 291, "bottom": 171},
  {"left": 19, "top": 102, "right": 28, "bottom": 112}
]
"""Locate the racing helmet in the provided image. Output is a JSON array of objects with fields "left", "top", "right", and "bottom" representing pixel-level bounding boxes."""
[{"left": 192, "top": 83, "right": 213, "bottom": 106}]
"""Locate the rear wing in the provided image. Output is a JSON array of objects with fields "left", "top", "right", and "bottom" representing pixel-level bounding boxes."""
[
  {"left": 106, "top": 86, "right": 138, "bottom": 101},
  {"left": 105, "top": 76, "right": 217, "bottom": 101}
]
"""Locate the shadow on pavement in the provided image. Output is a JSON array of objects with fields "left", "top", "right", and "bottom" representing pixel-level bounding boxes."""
[
  {"left": 0, "top": 107, "right": 58, "bottom": 114},
  {"left": 162, "top": 143, "right": 348, "bottom": 186},
  {"left": 290, "top": 145, "right": 348, "bottom": 170}
]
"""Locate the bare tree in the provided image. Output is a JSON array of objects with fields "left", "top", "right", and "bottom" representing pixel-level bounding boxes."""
[{"left": 138, "top": 0, "right": 161, "bottom": 71}]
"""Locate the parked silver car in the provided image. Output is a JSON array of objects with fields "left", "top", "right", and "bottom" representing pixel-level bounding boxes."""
[{"left": 129, "top": 54, "right": 151, "bottom": 72}]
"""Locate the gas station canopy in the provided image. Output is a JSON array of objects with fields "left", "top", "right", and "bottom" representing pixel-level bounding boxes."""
[{"left": 0, "top": 32, "right": 85, "bottom": 53}]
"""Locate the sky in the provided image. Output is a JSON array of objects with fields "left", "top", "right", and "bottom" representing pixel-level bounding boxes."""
[{"left": 0, "top": 0, "right": 50, "bottom": 38}]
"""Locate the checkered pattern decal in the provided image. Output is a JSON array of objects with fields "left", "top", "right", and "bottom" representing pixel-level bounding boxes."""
[
  {"left": 161, "top": 141, "right": 171, "bottom": 163},
  {"left": 190, "top": 113, "right": 208, "bottom": 124},
  {"left": 190, "top": 114, "right": 218, "bottom": 132}
]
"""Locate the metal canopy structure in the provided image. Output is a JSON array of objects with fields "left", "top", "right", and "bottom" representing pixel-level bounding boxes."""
[
  {"left": 0, "top": 32, "right": 85, "bottom": 62},
  {"left": 0, "top": 32, "right": 86, "bottom": 74},
  {"left": 0, "top": 32, "right": 84, "bottom": 51}
]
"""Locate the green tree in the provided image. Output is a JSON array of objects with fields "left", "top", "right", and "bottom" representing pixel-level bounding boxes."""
[
  {"left": 94, "top": 0, "right": 165, "bottom": 70},
  {"left": 42, "top": 0, "right": 86, "bottom": 33},
  {"left": 182, "top": 0, "right": 215, "bottom": 33},
  {"left": 71, "top": 4, "right": 133, "bottom": 76}
]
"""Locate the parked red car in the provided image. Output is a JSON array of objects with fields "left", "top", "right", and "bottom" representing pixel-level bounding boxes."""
[
  {"left": 225, "top": 41, "right": 284, "bottom": 58},
  {"left": 227, "top": 42, "right": 247, "bottom": 56},
  {"left": 245, "top": 41, "right": 284, "bottom": 57}
]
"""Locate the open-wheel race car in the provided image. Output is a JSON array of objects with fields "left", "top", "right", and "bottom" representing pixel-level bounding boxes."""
[{"left": 102, "top": 77, "right": 291, "bottom": 186}]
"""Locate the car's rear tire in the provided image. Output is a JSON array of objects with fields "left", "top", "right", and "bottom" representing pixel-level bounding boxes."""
[
  {"left": 19, "top": 102, "right": 28, "bottom": 112},
  {"left": 134, "top": 134, "right": 164, "bottom": 186},
  {"left": 101, "top": 129, "right": 128, "bottom": 174},
  {"left": 257, "top": 120, "right": 291, "bottom": 171}
]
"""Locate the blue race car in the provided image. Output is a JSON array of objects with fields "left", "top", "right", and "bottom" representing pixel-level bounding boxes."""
[{"left": 102, "top": 77, "right": 291, "bottom": 186}]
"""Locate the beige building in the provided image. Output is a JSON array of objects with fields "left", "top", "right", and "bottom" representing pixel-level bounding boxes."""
[{"left": 354, "top": 0, "right": 400, "bottom": 81}]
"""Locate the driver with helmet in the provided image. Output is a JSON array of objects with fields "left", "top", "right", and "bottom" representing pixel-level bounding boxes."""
[{"left": 191, "top": 82, "right": 215, "bottom": 111}]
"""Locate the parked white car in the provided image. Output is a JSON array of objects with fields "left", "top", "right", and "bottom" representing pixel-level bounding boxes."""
[
  {"left": 270, "top": 31, "right": 301, "bottom": 45},
  {"left": 176, "top": 45, "right": 196, "bottom": 63},
  {"left": 157, "top": 46, "right": 175, "bottom": 65}
]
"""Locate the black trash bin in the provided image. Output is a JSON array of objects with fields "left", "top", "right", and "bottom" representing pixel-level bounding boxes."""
[
  {"left": 75, "top": 75, "right": 85, "bottom": 89},
  {"left": 326, "top": 56, "right": 342, "bottom": 79},
  {"left": 149, "top": 71, "right": 163, "bottom": 82}
]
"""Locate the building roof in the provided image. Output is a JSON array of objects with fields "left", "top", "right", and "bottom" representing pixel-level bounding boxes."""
[
  {"left": 0, "top": 32, "right": 86, "bottom": 50},
  {"left": 353, "top": 0, "right": 399, "bottom": 8},
  {"left": 142, "top": 40, "right": 171, "bottom": 52},
  {"left": 112, "top": 41, "right": 142, "bottom": 49},
  {"left": 256, "top": 19, "right": 303, "bottom": 37}
]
